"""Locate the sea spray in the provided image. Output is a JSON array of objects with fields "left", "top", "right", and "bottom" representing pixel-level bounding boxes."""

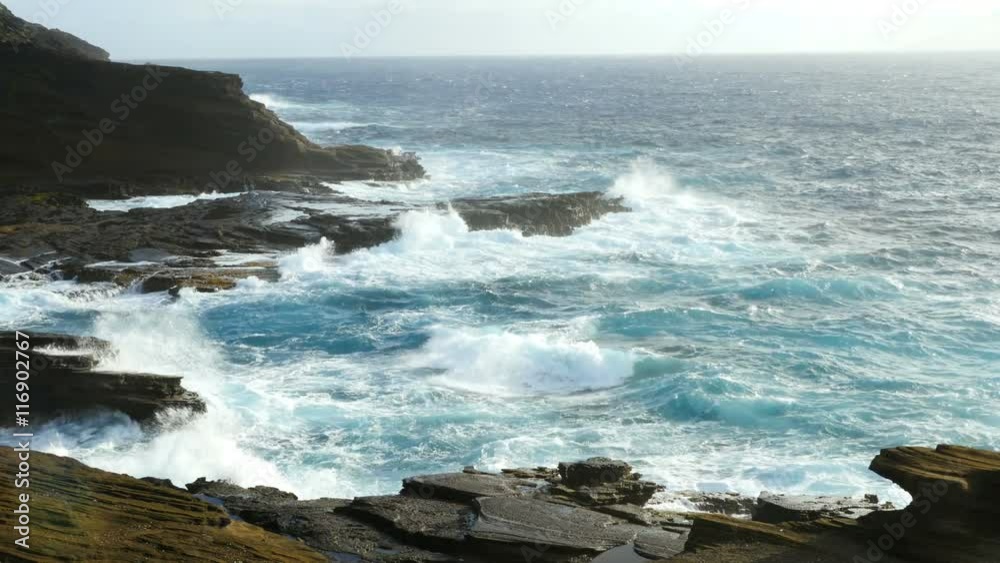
[
  {"left": 279, "top": 237, "right": 336, "bottom": 279},
  {"left": 414, "top": 326, "right": 636, "bottom": 396}
]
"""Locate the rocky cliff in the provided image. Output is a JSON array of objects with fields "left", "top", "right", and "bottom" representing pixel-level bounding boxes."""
[
  {"left": 0, "top": 3, "right": 108, "bottom": 61},
  {"left": 0, "top": 2, "right": 423, "bottom": 196}
]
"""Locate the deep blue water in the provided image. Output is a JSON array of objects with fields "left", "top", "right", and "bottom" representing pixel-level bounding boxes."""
[{"left": 3, "top": 55, "right": 999, "bottom": 504}]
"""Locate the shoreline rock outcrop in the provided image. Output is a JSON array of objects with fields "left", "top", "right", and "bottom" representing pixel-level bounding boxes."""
[
  {"left": 0, "top": 331, "right": 204, "bottom": 424},
  {"left": 3, "top": 446, "right": 996, "bottom": 562},
  {"left": 1, "top": 2, "right": 423, "bottom": 195},
  {"left": 0, "top": 190, "right": 629, "bottom": 289}
]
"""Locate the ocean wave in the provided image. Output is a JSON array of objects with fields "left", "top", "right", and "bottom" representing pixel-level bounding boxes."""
[
  {"left": 249, "top": 92, "right": 302, "bottom": 110},
  {"left": 289, "top": 120, "right": 376, "bottom": 132},
  {"left": 413, "top": 326, "right": 635, "bottom": 396}
]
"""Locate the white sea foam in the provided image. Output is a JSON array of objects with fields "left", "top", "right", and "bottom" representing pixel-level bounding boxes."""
[
  {"left": 290, "top": 121, "right": 374, "bottom": 132},
  {"left": 414, "top": 327, "right": 635, "bottom": 396},
  {"left": 278, "top": 237, "right": 335, "bottom": 279},
  {"left": 249, "top": 93, "right": 300, "bottom": 109},
  {"left": 26, "top": 304, "right": 297, "bottom": 492},
  {"left": 87, "top": 192, "right": 241, "bottom": 212}
]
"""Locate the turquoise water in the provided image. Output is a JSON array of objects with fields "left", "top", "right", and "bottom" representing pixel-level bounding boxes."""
[{"left": 3, "top": 55, "right": 999, "bottom": 505}]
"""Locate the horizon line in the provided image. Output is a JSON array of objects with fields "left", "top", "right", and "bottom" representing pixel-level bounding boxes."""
[{"left": 123, "top": 48, "right": 1000, "bottom": 63}]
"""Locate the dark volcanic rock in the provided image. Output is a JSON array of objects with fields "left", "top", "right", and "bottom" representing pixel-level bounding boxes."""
[
  {"left": 551, "top": 459, "right": 661, "bottom": 507},
  {"left": 186, "top": 479, "right": 464, "bottom": 563},
  {"left": 0, "top": 4, "right": 423, "bottom": 194},
  {"left": 752, "top": 492, "right": 887, "bottom": 524},
  {"left": 0, "top": 257, "right": 28, "bottom": 277},
  {"left": 344, "top": 495, "right": 472, "bottom": 546},
  {"left": 0, "top": 3, "right": 109, "bottom": 60},
  {"left": 0, "top": 331, "right": 204, "bottom": 423},
  {"left": 559, "top": 457, "right": 635, "bottom": 488},
  {"left": 469, "top": 496, "right": 656, "bottom": 552},
  {"left": 448, "top": 191, "right": 630, "bottom": 236},
  {"left": 1, "top": 189, "right": 631, "bottom": 285},
  {"left": 402, "top": 471, "right": 544, "bottom": 502},
  {"left": 658, "top": 490, "right": 757, "bottom": 516}
]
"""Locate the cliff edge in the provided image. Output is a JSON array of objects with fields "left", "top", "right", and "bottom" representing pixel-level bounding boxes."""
[{"left": 0, "top": 2, "right": 424, "bottom": 196}]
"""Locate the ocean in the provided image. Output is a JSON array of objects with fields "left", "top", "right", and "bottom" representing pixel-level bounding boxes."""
[{"left": 3, "top": 54, "right": 999, "bottom": 507}]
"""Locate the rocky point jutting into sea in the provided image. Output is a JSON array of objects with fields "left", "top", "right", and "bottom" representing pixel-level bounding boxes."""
[{"left": 2, "top": 2, "right": 999, "bottom": 562}]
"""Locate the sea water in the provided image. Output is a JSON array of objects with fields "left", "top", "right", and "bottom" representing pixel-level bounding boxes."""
[{"left": 3, "top": 55, "right": 999, "bottom": 506}]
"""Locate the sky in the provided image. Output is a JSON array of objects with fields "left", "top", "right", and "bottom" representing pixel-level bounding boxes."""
[{"left": 7, "top": 0, "right": 1000, "bottom": 60}]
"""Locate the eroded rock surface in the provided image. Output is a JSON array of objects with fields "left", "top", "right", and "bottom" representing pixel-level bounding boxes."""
[
  {"left": 186, "top": 457, "right": 684, "bottom": 563},
  {"left": 752, "top": 491, "right": 888, "bottom": 523},
  {"left": 656, "top": 445, "right": 1000, "bottom": 563},
  {"left": 1, "top": 190, "right": 629, "bottom": 291},
  {"left": 1, "top": 4, "right": 423, "bottom": 191},
  {"left": 0, "top": 331, "right": 203, "bottom": 423},
  {"left": 0, "top": 448, "right": 325, "bottom": 562}
]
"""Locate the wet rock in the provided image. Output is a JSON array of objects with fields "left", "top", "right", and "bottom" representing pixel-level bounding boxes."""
[
  {"left": 752, "top": 492, "right": 887, "bottom": 523},
  {"left": 146, "top": 268, "right": 277, "bottom": 295},
  {"left": 0, "top": 331, "right": 204, "bottom": 423},
  {"left": 448, "top": 192, "right": 629, "bottom": 237},
  {"left": 665, "top": 491, "right": 758, "bottom": 516},
  {"left": 402, "top": 471, "right": 544, "bottom": 502},
  {"left": 0, "top": 257, "right": 28, "bottom": 277},
  {"left": 634, "top": 529, "right": 687, "bottom": 559}
]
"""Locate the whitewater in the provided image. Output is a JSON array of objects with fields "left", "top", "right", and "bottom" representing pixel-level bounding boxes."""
[{"left": 3, "top": 55, "right": 999, "bottom": 508}]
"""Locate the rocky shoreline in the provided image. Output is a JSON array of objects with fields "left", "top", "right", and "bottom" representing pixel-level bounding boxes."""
[
  {"left": 2, "top": 3, "right": 998, "bottom": 562},
  {"left": 2, "top": 443, "right": 997, "bottom": 562}
]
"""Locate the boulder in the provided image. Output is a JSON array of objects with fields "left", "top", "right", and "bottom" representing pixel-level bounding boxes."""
[{"left": 559, "top": 457, "right": 635, "bottom": 488}]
